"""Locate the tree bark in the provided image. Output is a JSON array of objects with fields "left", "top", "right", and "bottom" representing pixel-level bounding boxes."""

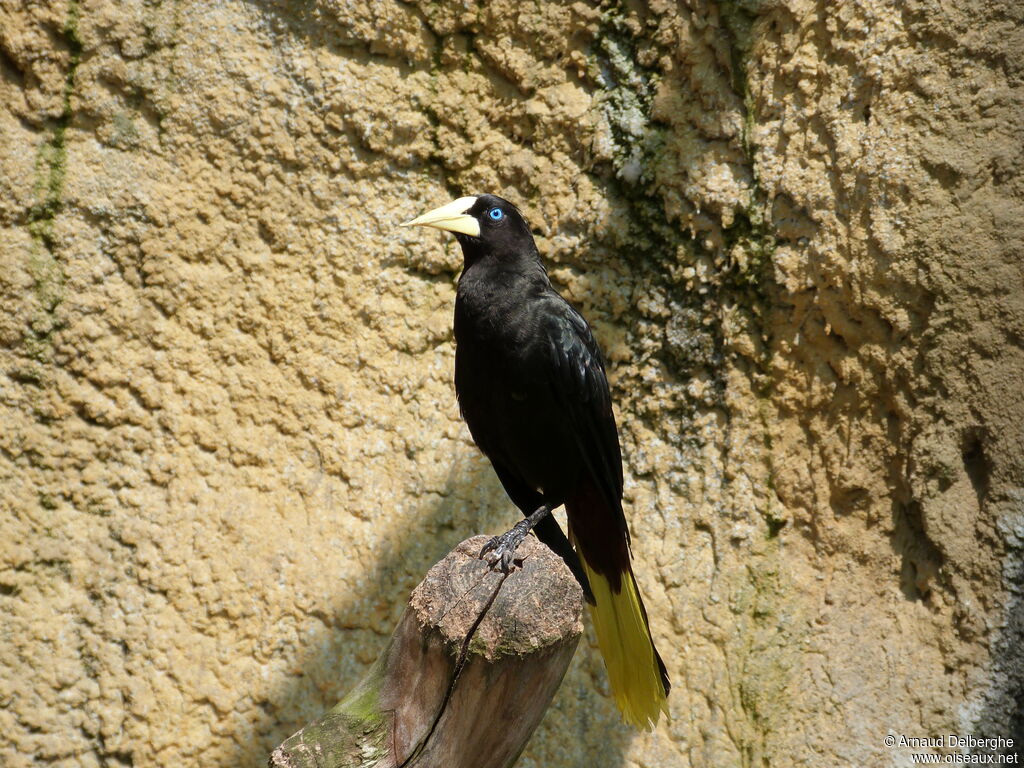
[{"left": 268, "top": 535, "right": 584, "bottom": 768}]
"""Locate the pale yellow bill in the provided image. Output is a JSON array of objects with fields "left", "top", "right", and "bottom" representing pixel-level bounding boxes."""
[{"left": 400, "top": 196, "right": 480, "bottom": 237}]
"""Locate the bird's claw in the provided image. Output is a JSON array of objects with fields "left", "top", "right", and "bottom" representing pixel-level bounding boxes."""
[{"left": 479, "top": 522, "right": 530, "bottom": 573}]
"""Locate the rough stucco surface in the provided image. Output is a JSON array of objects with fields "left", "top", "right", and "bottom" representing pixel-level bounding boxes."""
[{"left": 0, "top": 0, "right": 1021, "bottom": 766}]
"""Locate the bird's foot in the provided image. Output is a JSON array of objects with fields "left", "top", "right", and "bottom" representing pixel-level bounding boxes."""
[{"left": 479, "top": 519, "right": 532, "bottom": 574}]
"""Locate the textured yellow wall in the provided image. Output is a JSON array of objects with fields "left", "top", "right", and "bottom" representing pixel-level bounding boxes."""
[{"left": 1, "top": 1, "right": 1022, "bottom": 766}]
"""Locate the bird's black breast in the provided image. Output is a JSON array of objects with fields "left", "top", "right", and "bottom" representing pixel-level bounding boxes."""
[
  {"left": 455, "top": 268, "right": 570, "bottom": 497},
  {"left": 453, "top": 261, "right": 618, "bottom": 505}
]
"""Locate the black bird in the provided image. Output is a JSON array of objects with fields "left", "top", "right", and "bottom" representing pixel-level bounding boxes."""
[{"left": 402, "top": 193, "right": 670, "bottom": 729}]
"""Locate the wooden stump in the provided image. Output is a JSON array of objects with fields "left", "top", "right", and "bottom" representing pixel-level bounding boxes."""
[{"left": 268, "top": 535, "right": 584, "bottom": 768}]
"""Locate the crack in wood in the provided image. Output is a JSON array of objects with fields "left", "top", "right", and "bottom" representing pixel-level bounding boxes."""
[{"left": 399, "top": 567, "right": 512, "bottom": 767}]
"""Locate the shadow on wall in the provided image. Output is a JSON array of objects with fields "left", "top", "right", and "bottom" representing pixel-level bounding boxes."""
[
  {"left": 889, "top": 429, "right": 1022, "bottom": 757},
  {"left": 216, "top": 448, "right": 633, "bottom": 768},
  {"left": 977, "top": 584, "right": 1024, "bottom": 759}
]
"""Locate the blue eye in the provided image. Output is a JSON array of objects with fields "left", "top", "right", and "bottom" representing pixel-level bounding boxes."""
[{"left": 487, "top": 208, "right": 504, "bottom": 221}]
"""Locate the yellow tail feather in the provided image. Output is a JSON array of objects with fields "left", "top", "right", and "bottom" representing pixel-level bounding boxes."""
[{"left": 580, "top": 558, "right": 670, "bottom": 730}]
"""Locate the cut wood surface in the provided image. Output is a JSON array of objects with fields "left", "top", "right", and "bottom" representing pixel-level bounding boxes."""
[{"left": 268, "top": 535, "right": 584, "bottom": 768}]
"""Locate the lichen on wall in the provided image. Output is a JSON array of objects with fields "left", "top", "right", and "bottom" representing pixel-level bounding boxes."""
[{"left": 0, "top": 1, "right": 1021, "bottom": 767}]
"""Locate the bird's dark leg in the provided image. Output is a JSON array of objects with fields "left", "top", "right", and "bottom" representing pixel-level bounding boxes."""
[{"left": 480, "top": 504, "right": 553, "bottom": 573}]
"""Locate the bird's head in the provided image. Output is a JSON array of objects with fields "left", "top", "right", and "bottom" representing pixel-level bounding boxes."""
[{"left": 401, "top": 193, "right": 536, "bottom": 264}]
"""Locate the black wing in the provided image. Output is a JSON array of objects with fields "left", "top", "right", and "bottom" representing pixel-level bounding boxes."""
[{"left": 543, "top": 298, "right": 629, "bottom": 543}]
